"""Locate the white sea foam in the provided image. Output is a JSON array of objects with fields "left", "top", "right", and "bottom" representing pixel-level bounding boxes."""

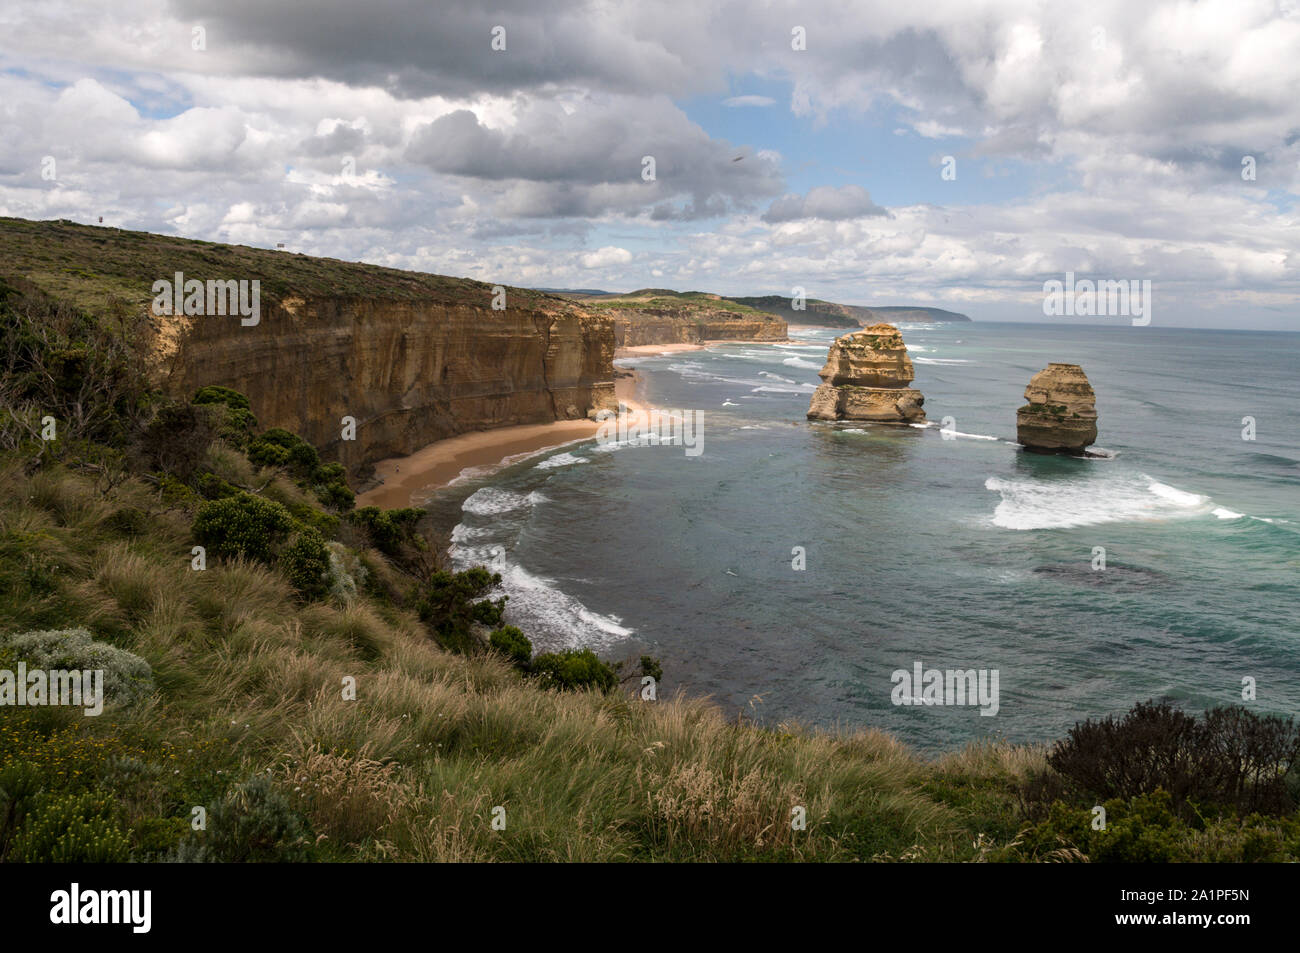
[
  {"left": 461, "top": 487, "right": 534, "bottom": 515},
  {"left": 782, "top": 356, "right": 822, "bottom": 370},
  {"left": 1212, "top": 507, "right": 1245, "bottom": 520},
  {"left": 535, "top": 452, "right": 589, "bottom": 470},
  {"left": 984, "top": 474, "right": 1214, "bottom": 530},
  {"left": 666, "top": 361, "right": 814, "bottom": 391},
  {"left": 914, "top": 357, "right": 970, "bottom": 365},
  {"left": 759, "top": 370, "right": 799, "bottom": 384},
  {"left": 450, "top": 541, "right": 634, "bottom": 648},
  {"left": 750, "top": 384, "right": 816, "bottom": 394},
  {"left": 449, "top": 523, "right": 493, "bottom": 542}
]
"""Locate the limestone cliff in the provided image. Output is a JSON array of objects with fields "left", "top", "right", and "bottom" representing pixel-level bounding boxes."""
[
  {"left": 1016, "top": 363, "right": 1098, "bottom": 454},
  {"left": 612, "top": 307, "right": 787, "bottom": 346},
  {"left": 164, "top": 296, "right": 616, "bottom": 480},
  {"left": 806, "top": 324, "right": 926, "bottom": 423},
  {"left": 0, "top": 217, "right": 617, "bottom": 482},
  {"left": 580, "top": 290, "right": 786, "bottom": 346}
]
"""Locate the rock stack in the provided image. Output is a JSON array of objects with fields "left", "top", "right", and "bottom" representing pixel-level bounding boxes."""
[
  {"left": 806, "top": 324, "right": 926, "bottom": 423},
  {"left": 1016, "top": 363, "right": 1098, "bottom": 454}
]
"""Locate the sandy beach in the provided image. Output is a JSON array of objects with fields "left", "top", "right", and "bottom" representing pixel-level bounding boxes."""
[
  {"left": 356, "top": 370, "right": 648, "bottom": 508},
  {"left": 356, "top": 337, "right": 811, "bottom": 509},
  {"left": 614, "top": 342, "right": 708, "bottom": 356}
]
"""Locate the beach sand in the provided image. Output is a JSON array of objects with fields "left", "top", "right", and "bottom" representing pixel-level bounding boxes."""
[
  {"left": 614, "top": 342, "right": 707, "bottom": 356},
  {"left": 355, "top": 371, "right": 648, "bottom": 509}
]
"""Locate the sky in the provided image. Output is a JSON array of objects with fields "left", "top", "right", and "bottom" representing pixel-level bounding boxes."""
[{"left": 1, "top": 0, "right": 1298, "bottom": 329}]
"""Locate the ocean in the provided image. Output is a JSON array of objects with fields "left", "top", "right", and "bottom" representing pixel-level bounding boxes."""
[{"left": 431, "top": 321, "right": 1300, "bottom": 750}]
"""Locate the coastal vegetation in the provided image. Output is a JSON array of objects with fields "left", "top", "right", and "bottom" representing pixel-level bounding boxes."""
[{"left": 2, "top": 231, "right": 1298, "bottom": 863}]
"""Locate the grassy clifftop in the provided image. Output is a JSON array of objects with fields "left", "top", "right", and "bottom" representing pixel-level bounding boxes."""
[
  {"left": 0, "top": 217, "right": 564, "bottom": 314},
  {"left": 0, "top": 450, "right": 1041, "bottom": 861},
  {"left": 583, "top": 288, "right": 770, "bottom": 315}
]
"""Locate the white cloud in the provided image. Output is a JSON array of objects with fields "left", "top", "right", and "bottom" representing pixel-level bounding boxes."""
[
  {"left": 0, "top": 0, "right": 1295, "bottom": 326},
  {"left": 581, "top": 246, "right": 633, "bottom": 268}
]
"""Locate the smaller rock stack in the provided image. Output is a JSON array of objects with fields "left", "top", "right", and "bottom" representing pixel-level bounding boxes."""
[
  {"left": 1016, "top": 363, "right": 1098, "bottom": 454},
  {"left": 806, "top": 324, "right": 926, "bottom": 423}
]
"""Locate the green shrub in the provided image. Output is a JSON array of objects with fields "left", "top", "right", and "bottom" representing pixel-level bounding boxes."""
[
  {"left": 193, "top": 386, "right": 251, "bottom": 412},
  {"left": 157, "top": 473, "right": 198, "bottom": 508},
  {"left": 248, "top": 428, "right": 319, "bottom": 475},
  {"left": 3, "top": 627, "right": 154, "bottom": 709},
  {"left": 309, "top": 462, "right": 354, "bottom": 512},
  {"left": 489, "top": 625, "right": 532, "bottom": 668},
  {"left": 196, "top": 472, "right": 238, "bottom": 501},
  {"left": 1047, "top": 700, "right": 1300, "bottom": 818},
  {"left": 192, "top": 386, "right": 258, "bottom": 445},
  {"left": 102, "top": 505, "right": 149, "bottom": 537},
  {"left": 415, "top": 567, "right": 506, "bottom": 653},
  {"left": 10, "top": 790, "right": 131, "bottom": 862},
  {"left": 349, "top": 506, "right": 425, "bottom": 558},
  {"left": 531, "top": 648, "right": 619, "bottom": 693},
  {"left": 286, "top": 501, "right": 339, "bottom": 538},
  {"left": 178, "top": 775, "right": 313, "bottom": 863},
  {"left": 137, "top": 400, "right": 218, "bottom": 480},
  {"left": 192, "top": 492, "right": 294, "bottom": 563},
  {"left": 634, "top": 655, "right": 663, "bottom": 683},
  {"left": 280, "top": 529, "right": 331, "bottom": 600}
]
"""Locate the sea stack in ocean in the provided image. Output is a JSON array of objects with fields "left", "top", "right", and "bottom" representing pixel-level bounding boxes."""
[
  {"left": 1016, "top": 363, "right": 1098, "bottom": 454},
  {"left": 806, "top": 324, "right": 926, "bottom": 423}
]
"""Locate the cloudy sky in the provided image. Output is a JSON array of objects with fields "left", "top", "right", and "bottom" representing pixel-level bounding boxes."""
[{"left": 2, "top": 0, "right": 1298, "bottom": 328}]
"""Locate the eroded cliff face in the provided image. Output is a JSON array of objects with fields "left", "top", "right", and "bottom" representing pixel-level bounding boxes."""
[
  {"left": 1016, "top": 363, "right": 1098, "bottom": 454},
  {"left": 612, "top": 308, "right": 787, "bottom": 346},
  {"left": 806, "top": 324, "right": 926, "bottom": 423},
  {"left": 162, "top": 295, "right": 616, "bottom": 479}
]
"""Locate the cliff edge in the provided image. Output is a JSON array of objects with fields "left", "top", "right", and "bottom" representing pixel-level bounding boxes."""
[{"left": 0, "top": 217, "right": 617, "bottom": 480}]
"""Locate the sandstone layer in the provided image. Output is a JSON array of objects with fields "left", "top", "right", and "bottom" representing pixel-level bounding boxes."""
[
  {"left": 1016, "top": 363, "right": 1098, "bottom": 454},
  {"left": 0, "top": 218, "right": 620, "bottom": 484},
  {"left": 164, "top": 296, "right": 617, "bottom": 480},
  {"left": 611, "top": 306, "right": 787, "bottom": 346},
  {"left": 806, "top": 324, "right": 926, "bottom": 422}
]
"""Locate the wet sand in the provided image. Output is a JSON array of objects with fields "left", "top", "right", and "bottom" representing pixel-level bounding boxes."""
[{"left": 355, "top": 372, "right": 647, "bottom": 509}]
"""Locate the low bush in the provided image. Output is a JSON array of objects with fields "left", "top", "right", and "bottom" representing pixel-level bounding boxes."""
[
  {"left": 192, "top": 386, "right": 258, "bottom": 446},
  {"left": 192, "top": 492, "right": 294, "bottom": 563},
  {"left": 349, "top": 507, "right": 426, "bottom": 559},
  {"left": 488, "top": 625, "right": 532, "bottom": 668},
  {"left": 8, "top": 790, "right": 130, "bottom": 862},
  {"left": 248, "top": 428, "right": 319, "bottom": 476},
  {"left": 1047, "top": 700, "right": 1300, "bottom": 817},
  {"left": 136, "top": 400, "right": 219, "bottom": 480},
  {"left": 280, "top": 529, "right": 331, "bottom": 601},
  {"left": 175, "top": 775, "right": 314, "bottom": 863},
  {"left": 2, "top": 627, "right": 155, "bottom": 709},
  {"left": 531, "top": 648, "right": 619, "bottom": 693},
  {"left": 415, "top": 567, "right": 506, "bottom": 653}
]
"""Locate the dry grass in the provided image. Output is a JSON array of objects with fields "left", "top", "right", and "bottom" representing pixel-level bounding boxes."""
[{"left": 0, "top": 459, "right": 1045, "bottom": 862}]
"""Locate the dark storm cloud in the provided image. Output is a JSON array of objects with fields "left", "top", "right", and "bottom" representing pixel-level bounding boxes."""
[
  {"left": 168, "top": 0, "right": 704, "bottom": 98},
  {"left": 405, "top": 96, "right": 783, "bottom": 218}
]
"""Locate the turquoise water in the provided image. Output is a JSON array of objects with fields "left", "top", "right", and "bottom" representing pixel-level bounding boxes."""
[{"left": 431, "top": 322, "right": 1299, "bottom": 750}]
